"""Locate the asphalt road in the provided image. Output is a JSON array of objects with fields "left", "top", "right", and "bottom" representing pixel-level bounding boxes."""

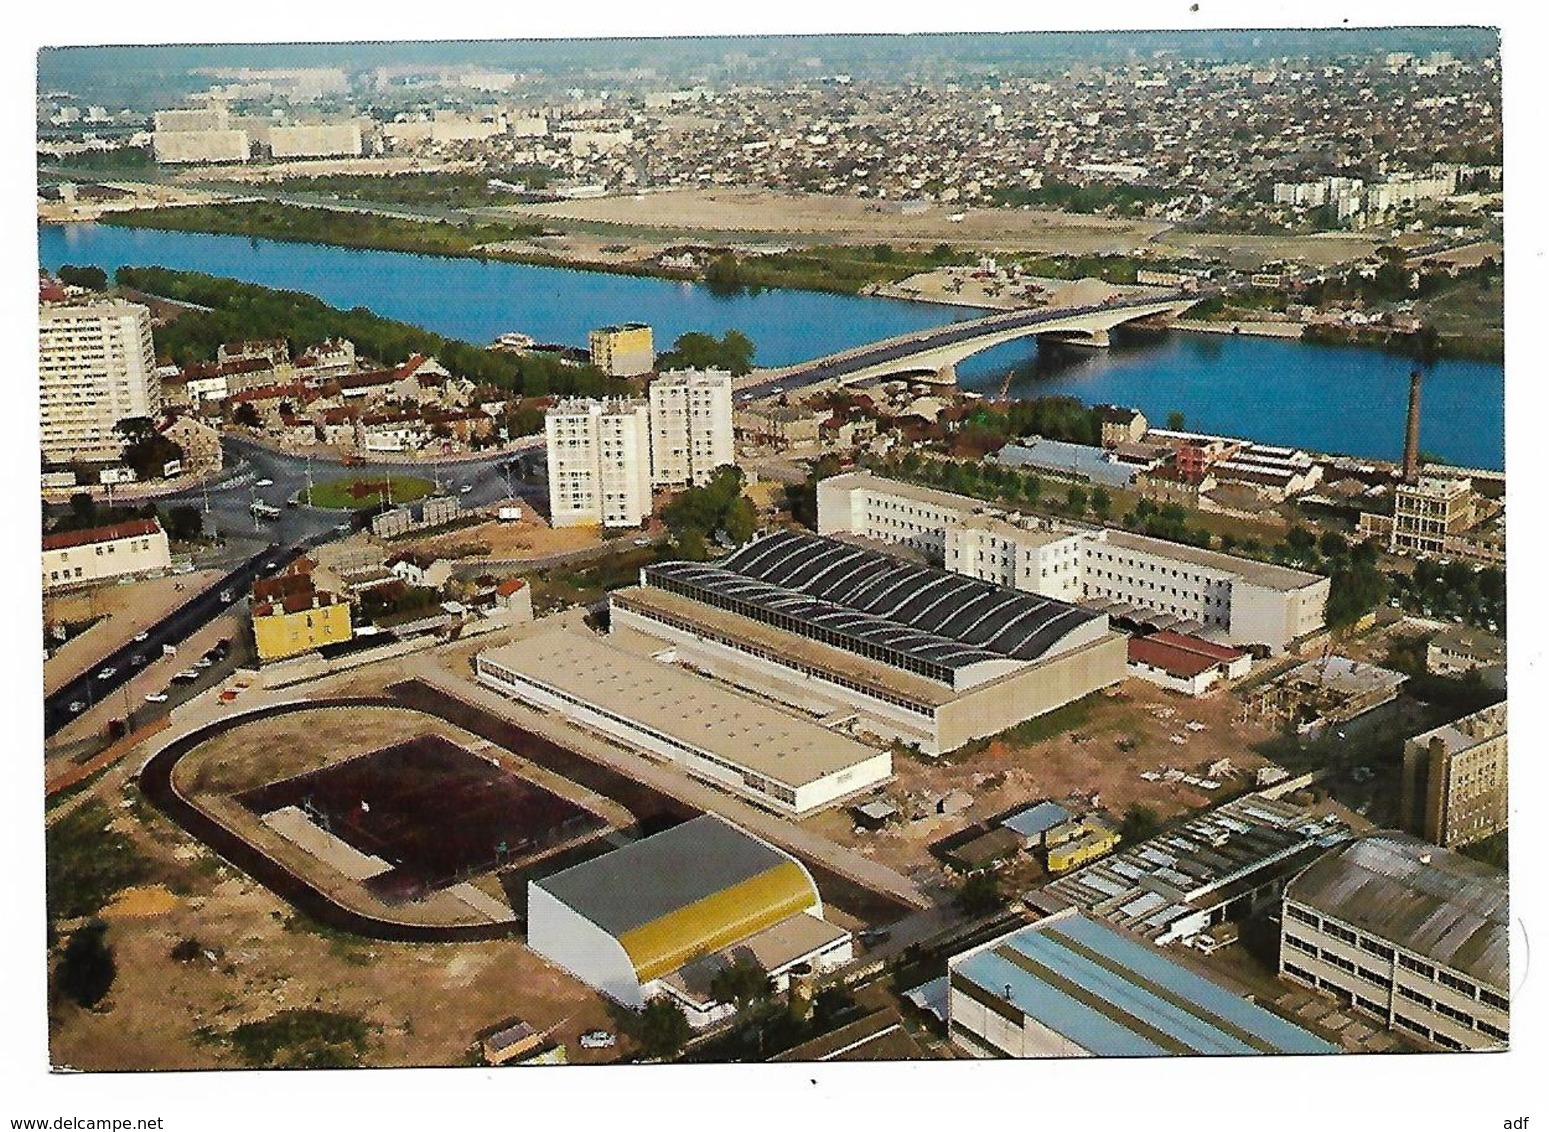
[
  {"left": 150, "top": 435, "right": 548, "bottom": 550},
  {"left": 43, "top": 541, "right": 301, "bottom": 738}
]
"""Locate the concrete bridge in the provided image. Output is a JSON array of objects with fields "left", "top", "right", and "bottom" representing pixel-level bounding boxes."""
[{"left": 736, "top": 290, "right": 1203, "bottom": 397}]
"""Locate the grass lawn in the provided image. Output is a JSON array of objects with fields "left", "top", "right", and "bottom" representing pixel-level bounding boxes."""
[{"left": 301, "top": 475, "right": 436, "bottom": 510}]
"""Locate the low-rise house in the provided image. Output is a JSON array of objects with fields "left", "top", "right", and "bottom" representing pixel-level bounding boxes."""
[
  {"left": 42, "top": 518, "right": 171, "bottom": 591},
  {"left": 1127, "top": 631, "right": 1251, "bottom": 695},
  {"left": 158, "top": 413, "right": 224, "bottom": 472},
  {"left": 1425, "top": 625, "right": 1506, "bottom": 687}
]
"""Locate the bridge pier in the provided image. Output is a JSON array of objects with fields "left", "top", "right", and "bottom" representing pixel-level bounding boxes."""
[
  {"left": 1067, "top": 328, "right": 1111, "bottom": 349},
  {"left": 935, "top": 363, "right": 958, "bottom": 387}
]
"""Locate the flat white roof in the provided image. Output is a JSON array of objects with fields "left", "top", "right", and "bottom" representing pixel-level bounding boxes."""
[{"left": 479, "top": 624, "right": 887, "bottom": 790}]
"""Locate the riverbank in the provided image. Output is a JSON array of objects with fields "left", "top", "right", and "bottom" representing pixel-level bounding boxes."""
[{"left": 1172, "top": 318, "right": 1306, "bottom": 339}]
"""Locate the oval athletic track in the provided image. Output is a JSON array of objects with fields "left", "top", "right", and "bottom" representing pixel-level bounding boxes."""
[{"left": 135, "top": 696, "right": 519, "bottom": 943}]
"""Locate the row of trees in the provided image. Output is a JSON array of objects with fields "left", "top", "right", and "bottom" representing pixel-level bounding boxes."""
[
  {"left": 655, "top": 330, "right": 756, "bottom": 376},
  {"left": 51, "top": 491, "right": 202, "bottom": 542},
  {"left": 114, "top": 267, "right": 630, "bottom": 401}
]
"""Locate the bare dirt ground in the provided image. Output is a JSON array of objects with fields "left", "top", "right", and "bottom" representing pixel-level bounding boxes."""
[
  {"left": 49, "top": 700, "right": 628, "bottom": 1071},
  {"left": 507, "top": 187, "right": 1168, "bottom": 253},
  {"left": 50, "top": 868, "right": 623, "bottom": 1070},
  {"left": 801, "top": 677, "right": 1280, "bottom": 877},
  {"left": 1151, "top": 228, "right": 1382, "bottom": 269},
  {"left": 399, "top": 501, "right": 604, "bottom": 561},
  {"left": 45, "top": 570, "right": 226, "bottom": 695}
]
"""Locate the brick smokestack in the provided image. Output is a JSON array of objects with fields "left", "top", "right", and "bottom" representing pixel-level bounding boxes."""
[{"left": 1402, "top": 368, "right": 1423, "bottom": 483}]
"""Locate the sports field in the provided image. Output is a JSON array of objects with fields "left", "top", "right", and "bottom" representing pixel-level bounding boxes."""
[
  {"left": 237, "top": 734, "right": 607, "bottom": 902},
  {"left": 301, "top": 474, "right": 436, "bottom": 510}
]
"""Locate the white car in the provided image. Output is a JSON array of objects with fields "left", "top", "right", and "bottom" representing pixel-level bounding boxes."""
[
  {"left": 255, "top": 478, "right": 274, "bottom": 488},
  {"left": 133, "top": 631, "right": 150, "bottom": 642},
  {"left": 460, "top": 485, "right": 474, "bottom": 494},
  {"left": 578, "top": 1030, "right": 616, "bottom": 1049},
  {"left": 632, "top": 537, "right": 651, "bottom": 547},
  {"left": 144, "top": 692, "right": 169, "bottom": 703},
  {"left": 96, "top": 666, "right": 117, "bottom": 680},
  {"left": 68, "top": 700, "right": 85, "bottom": 713}
]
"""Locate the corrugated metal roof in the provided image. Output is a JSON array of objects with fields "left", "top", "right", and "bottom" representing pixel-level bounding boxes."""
[
  {"left": 953, "top": 914, "right": 1334, "bottom": 1056},
  {"left": 1001, "top": 801, "right": 1072, "bottom": 838},
  {"left": 1286, "top": 832, "right": 1508, "bottom": 991}
]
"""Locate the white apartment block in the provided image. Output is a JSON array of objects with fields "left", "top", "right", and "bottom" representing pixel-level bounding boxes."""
[
  {"left": 818, "top": 471, "right": 1327, "bottom": 652},
  {"left": 545, "top": 398, "right": 652, "bottom": 528},
  {"left": 40, "top": 299, "right": 162, "bottom": 464},
  {"left": 647, "top": 368, "right": 734, "bottom": 487}
]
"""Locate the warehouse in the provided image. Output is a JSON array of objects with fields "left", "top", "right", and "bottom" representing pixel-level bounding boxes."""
[
  {"left": 948, "top": 910, "right": 1335, "bottom": 1057},
  {"left": 526, "top": 815, "right": 851, "bottom": 1025},
  {"left": 475, "top": 618, "right": 892, "bottom": 815},
  {"left": 610, "top": 529, "right": 1127, "bottom": 755},
  {"left": 1280, "top": 832, "right": 1508, "bottom": 1050},
  {"left": 1042, "top": 793, "right": 1350, "bottom": 945}
]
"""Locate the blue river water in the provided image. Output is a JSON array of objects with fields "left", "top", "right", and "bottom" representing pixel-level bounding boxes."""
[{"left": 39, "top": 223, "right": 1504, "bottom": 469}]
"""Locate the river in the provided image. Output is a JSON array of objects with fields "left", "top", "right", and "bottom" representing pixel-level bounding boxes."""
[{"left": 39, "top": 223, "right": 1504, "bottom": 469}]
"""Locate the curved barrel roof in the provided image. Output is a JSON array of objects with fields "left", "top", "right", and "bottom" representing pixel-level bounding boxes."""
[{"left": 645, "top": 530, "right": 1101, "bottom": 678}]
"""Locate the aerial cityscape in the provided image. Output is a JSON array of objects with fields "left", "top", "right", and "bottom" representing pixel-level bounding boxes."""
[{"left": 30, "top": 24, "right": 1515, "bottom": 1098}]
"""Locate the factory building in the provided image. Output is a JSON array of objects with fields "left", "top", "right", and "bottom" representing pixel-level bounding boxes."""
[
  {"left": 544, "top": 397, "right": 652, "bottom": 528},
  {"left": 1280, "top": 833, "right": 1508, "bottom": 1050},
  {"left": 526, "top": 814, "right": 852, "bottom": 1025},
  {"left": 948, "top": 910, "right": 1336, "bottom": 1057},
  {"left": 1041, "top": 792, "right": 1350, "bottom": 945},
  {"left": 40, "top": 297, "right": 161, "bottom": 464},
  {"left": 1399, "top": 702, "right": 1508, "bottom": 848},
  {"left": 609, "top": 529, "right": 1127, "bottom": 756},
  {"left": 817, "top": 473, "right": 1327, "bottom": 653},
  {"left": 475, "top": 617, "right": 892, "bottom": 815},
  {"left": 647, "top": 368, "right": 734, "bottom": 488}
]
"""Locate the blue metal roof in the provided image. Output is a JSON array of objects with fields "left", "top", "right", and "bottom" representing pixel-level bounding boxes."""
[
  {"left": 954, "top": 914, "right": 1336, "bottom": 1057},
  {"left": 1000, "top": 801, "right": 1072, "bottom": 839},
  {"left": 996, "top": 439, "right": 1138, "bottom": 490}
]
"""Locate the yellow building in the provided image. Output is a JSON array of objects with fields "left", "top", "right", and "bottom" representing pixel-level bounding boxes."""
[
  {"left": 1045, "top": 816, "right": 1122, "bottom": 875},
  {"left": 253, "top": 592, "right": 353, "bottom": 661},
  {"left": 588, "top": 323, "right": 654, "bottom": 377}
]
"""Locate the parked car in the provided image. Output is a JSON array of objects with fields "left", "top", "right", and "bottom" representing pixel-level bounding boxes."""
[
  {"left": 171, "top": 670, "right": 200, "bottom": 684},
  {"left": 68, "top": 700, "right": 85, "bottom": 713},
  {"left": 193, "top": 657, "right": 214, "bottom": 670},
  {"left": 96, "top": 666, "right": 116, "bottom": 680},
  {"left": 579, "top": 1030, "right": 616, "bottom": 1049},
  {"left": 255, "top": 478, "right": 274, "bottom": 488},
  {"left": 144, "top": 692, "right": 169, "bottom": 703},
  {"left": 219, "top": 590, "right": 234, "bottom": 603},
  {"left": 133, "top": 631, "right": 150, "bottom": 642}
]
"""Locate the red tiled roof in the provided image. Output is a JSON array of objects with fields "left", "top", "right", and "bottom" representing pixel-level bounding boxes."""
[
  {"left": 1148, "top": 630, "right": 1246, "bottom": 663},
  {"left": 496, "top": 578, "right": 526, "bottom": 595},
  {"left": 1127, "top": 636, "right": 1221, "bottom": 679},
  {"left": 43, "top": 518, "right": 162, "bottom": 552}
]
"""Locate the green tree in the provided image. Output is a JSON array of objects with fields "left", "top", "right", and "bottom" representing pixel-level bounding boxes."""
[
  {"left": 954, "top": 871, "right": 1006, "bottom": 916},
  {"left": 1120, "top": 804, "right": 1162, "bottom": 844},
  {"left": 1022, "top": 475, "right": 1043, "bottom": 505},
  {"left": 57, "top": 920, "right": 115, "bottom": 1008},
  {"left": 1166, "top": 410, "right": 1186, "bottom": 431},
  {"left": 233, "top": 403, "right": 262, "bottom": 428},
  {"left": 57, "top": 264, "right": 108, "bottom": 291},
  {"left": 722, "top": 496, "right": 758, "bottom": 545},
  {"left": 1090, "top": 487, "right": 1112, "bottom": 521},
  {"left": 163, "top": 505, "right": 203, "bottom": 542},
  {"left": 709, "top": 958, "right": 773, "bottom": 1011},
  {"left": 634, "top": 999, "right": 692, "bottom": 1060},
  {"left": 1065, "top": 485, "right": 1089, "bottom": 516}
]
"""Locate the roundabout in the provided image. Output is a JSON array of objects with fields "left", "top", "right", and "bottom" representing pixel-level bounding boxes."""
[{"left": 299, "top": 474, "right": 438, "bottom": 510}]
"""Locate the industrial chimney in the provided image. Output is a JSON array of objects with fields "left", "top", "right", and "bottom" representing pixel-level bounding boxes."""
[{"left": 1402, "top": 369, "right": 1423, "bottom": 483}]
